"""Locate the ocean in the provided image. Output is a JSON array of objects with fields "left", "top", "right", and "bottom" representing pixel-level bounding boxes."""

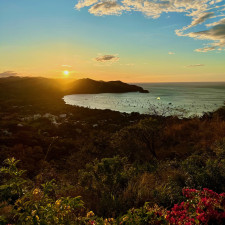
[{"left": 63, "top": 82, "right": 225, "bottom": 117}]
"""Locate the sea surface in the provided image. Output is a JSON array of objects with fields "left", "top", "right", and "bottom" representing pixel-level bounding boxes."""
[{"left": 63, "top": 82, "right": 225, "bottom": 117}]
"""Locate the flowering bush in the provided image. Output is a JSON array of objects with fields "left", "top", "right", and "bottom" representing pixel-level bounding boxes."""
[
  {"left": 166, "top": 188, "right": 225, "bottom": 225},
  {"left": 119, "top": 203, "right": 167, "bottom": 225},
  {"left": 1, "top": 158, "right": 225, "bottom": 224},
  {"left": 0, "top": 158, "right": 84, "bottom": 224}
]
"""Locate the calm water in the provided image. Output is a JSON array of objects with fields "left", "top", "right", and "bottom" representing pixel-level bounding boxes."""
[{"left": 63, "top": 82, "right": 225, "bottom": 117}]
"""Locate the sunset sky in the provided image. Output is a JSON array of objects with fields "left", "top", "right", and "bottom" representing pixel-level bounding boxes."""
[{"left": 0, "top": 0, "right": 225, "bottom": 82}]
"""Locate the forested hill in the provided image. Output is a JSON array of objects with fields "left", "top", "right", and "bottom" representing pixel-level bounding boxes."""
[
  {"left": 0, "top": 77, "right": 148, "bottom": 100},
  {"left": 66, "top": 78, "right": 148, "bottom": 94},
  {"left": 0, "top": 77, "right": 64, "bottom": 99}
]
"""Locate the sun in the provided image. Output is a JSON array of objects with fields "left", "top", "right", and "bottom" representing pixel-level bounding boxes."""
[{"left": 63, "top": 70, "right": 69, "bottom": 76}]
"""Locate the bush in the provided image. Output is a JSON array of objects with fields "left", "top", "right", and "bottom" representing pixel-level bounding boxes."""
[
  {"left": 78, "top": 156, "right": 135, "bottom": 217},
  {"left": 166, "top": 188, "right": 225, "bottom": 225},
  {"left": 0, "top": 158, "right": 84, "bottom": 224},
  {"left": 1, "top": 158, "right": 225, "bottom": 224},
  {"left": 182, "top": 154, "right": 225, "bottom": 192}
]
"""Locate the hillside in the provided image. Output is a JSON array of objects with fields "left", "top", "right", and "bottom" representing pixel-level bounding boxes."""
[
  {"left": 66, "top": 78, "right": 149, "bottom": 94},
  {"left": 0, "top": 77, "right": 149, "bottom": 101},
  {"left": 0, "top": 77, "right": 64, "bottom": 99},
  {"left": 0, "top": 76, "right": 225, "bottom": 224}
]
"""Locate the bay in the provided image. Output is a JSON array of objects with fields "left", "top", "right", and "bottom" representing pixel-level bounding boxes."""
[{"left": 63, "top": 82, "right": 225, "bottom": 117}]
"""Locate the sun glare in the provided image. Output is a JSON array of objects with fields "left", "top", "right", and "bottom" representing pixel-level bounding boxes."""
[{"left": 63, "top": 70, "right": 69, "bottom": 76}]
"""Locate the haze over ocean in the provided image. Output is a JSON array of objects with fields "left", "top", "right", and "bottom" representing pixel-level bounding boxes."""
[{"left": 64, "top": 82, "right": 225, "bottom": 117}]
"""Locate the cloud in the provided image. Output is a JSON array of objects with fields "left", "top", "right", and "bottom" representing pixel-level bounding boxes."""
[
  {"left": 181, "top": 18, "right": 225, "bottom": 52},
  {"left": 168, "top": 51, "right": 175, "bottom": 55},
  {"left": 62, "top": 65, "right": 72, "bottom": 67},
  {"left": 189, "top": 12, "right": 214, "bottom": 28},
  {"left": 89, "top": 1, "right": 127, "bottom": 16},
  {"left": 0, "top": 71, "right": 18, "bottom": 78},
  {"left": 195, "top": 46, "right": 216, "bottom": 52},
  {"left": 75, "top": 0, "right": 216, "bottom": 18},
  {"left": 206, "top": 17, "right": 225, "bottom": 27},
  {"left": 75, "top": 0, "right": 225, "bottom": 52},
  {"left": 76, "top": 0, "right": 99, "bottom": 10},
  {"left": 94, "top": 54, "right": 120, "bottom": 62},
  {"left": 186, "top": 64, "right": 205, "bottom": 67}
]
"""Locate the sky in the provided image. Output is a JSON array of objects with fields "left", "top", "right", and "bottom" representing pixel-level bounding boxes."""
[{"left": 0, "top": 0, "right": 225, "bottom": 82}]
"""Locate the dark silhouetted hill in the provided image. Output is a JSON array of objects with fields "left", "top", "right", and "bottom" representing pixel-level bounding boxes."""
[
  {"left": 66, "top": 78, "right": 149, "bottom": 94},
  {"left": 0, "top": 77, "right": 149, "bottom": 100}
]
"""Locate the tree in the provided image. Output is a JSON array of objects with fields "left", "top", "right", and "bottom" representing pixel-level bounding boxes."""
[
  {"left": 112, "top": 118, "right": 162, "bottom": 159},
  {"left": 78, "top": 156, "right": 135, "bottom": 216}
]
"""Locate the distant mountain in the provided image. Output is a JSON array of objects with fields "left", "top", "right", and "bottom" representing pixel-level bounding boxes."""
[
  {"left": 0, "top": 76, "right": 64, "bottom": 99},
  {"left": 66, "top": 78, "right": 149, "bottom": 94},
  {"left": 0, "top": 77, "right": 149, "bottom": 99}
]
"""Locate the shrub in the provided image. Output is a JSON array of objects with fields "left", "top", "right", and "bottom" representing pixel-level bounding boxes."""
[
  {"left": 166, "top": 188, "right": 225, "bottom": 225},
  {"left": 0, "top": 158, "right": 84, "bottom": 224},
  {"left": 1, "top": 158, "right": 225, "bottom": 225},
  {"left": 120, "top": 203, "right": 167, "bottom": 225},
  {"left": 182, "top": 154, "right": 225, "bottom": 192},
  {"left": 78, "top": 156, "right": 135, "bottom": 217}
]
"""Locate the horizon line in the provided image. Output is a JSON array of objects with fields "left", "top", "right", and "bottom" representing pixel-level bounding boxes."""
[{"left": 1, "top": 76, "right": 225, "bottom": 84}]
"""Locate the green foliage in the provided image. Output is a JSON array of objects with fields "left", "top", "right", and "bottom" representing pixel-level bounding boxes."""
[
  {"left": 212, "top": 138, "right": 225, "bottom": 159},
  {"left": 120, "top": 203, "right": 167, "bottom": 225},
  {"left": 0, "top": 158, "right": 27, "bottom": 204},
  {"left": 79, "top": 156, "right": 134, "bottom": 193},
  {"left": 112, "top": 118, "right": 162, "bottom": 160},
  {"left": 0, "top": 158, "right": 84, "bottom": 225},
  {"left": 182, "top": 153, "right": 225, "bottom": 192},
  {"left": 15, "top": 191, "right": 84, "bottom": 225},
  {"left": 1, "top": 157, "right": 225, "bottom": 224},
  {"left": 79, "top": 156, "right": 135, "bottom": 216}
]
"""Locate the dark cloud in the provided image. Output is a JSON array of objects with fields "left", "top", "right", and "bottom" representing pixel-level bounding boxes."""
[
  {"left": 0, "top": 71, "right": 18, "bottom": 78},
  {"left": 191, "top": 12, "right": 214, "bottom": 27},
  {"left": 89, "top": 1, "right": 125, "bottom": 15},
  {"left": 190, "top": 20, "right": 225, "bottom": 52},
  {"left": 76, "top": 0, "right": 126, "bottom": 16},
  {"left": 94, "top": 54, "right": 119, "bottom": 62}
]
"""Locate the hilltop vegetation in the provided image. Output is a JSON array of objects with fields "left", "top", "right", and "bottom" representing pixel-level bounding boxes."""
[
  {"left": 0, "top": 77, "right": 225, "bottom": 224},
  {"left": 0, "top": 77, "right": 148, "bottom": 100}
]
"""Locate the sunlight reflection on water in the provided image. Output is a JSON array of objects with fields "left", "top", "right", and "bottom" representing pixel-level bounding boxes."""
[{"left": 63, "top": 83, "right": 225, "bottom": 117}]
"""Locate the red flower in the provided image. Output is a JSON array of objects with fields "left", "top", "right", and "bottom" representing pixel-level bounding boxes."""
[{"left": 166, "top": 188, "right": 225, "bottom": 224}]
